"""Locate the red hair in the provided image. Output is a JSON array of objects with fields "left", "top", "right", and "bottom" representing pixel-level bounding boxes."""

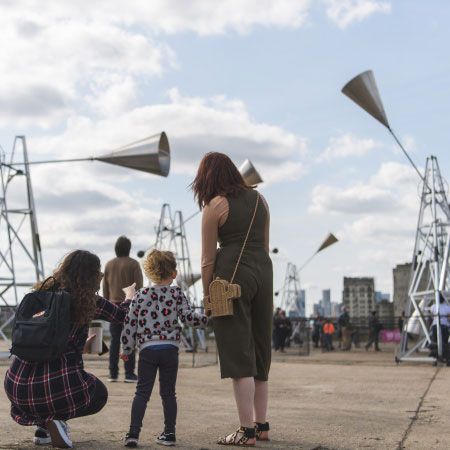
[{"left": 191, "top": 152, "right": 250, "bottom": 208}]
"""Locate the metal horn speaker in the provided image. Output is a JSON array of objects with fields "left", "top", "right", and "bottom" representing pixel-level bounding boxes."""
[
  {"left": 239, "top": 159, "right": 263, "bottom": 185},
  {"left": 342, "top": 70, "right": 390, "bottom": 129},
  {"left": 96, "top": 132, "right": 170, "bottom": 177}
]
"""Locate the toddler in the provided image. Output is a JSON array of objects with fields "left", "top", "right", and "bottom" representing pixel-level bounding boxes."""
[{"left": 121, "top": 250, "right": 208, "bottom": 447}]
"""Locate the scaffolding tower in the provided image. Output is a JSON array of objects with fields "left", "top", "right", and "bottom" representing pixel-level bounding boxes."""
[
  {"left": 397, "top": 156, "right": 450, "bottom": 364},
  {"left": 0, "top": 136, "right": 45, "bottom": 341},
  {"left": 280, "top": 263, "right": 304, "bottom": 316}
]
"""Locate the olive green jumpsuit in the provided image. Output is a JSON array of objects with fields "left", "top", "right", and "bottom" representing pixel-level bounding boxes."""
[{"left": 213, "top": 189, "right": 273, "bottom": 381}]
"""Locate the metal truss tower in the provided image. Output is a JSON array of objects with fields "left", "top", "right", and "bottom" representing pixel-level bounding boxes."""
[
  {"left": 397, "top": 156, "right": 450, "bottom": 363},
  {"left": 280, "top": 263, "right": 304, "bottom": 316},
  {"left": 0, "top": 136, "right": 45, "bottom": 341}
]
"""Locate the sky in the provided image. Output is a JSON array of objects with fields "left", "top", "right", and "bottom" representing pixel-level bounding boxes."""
[{"left": 1, "top": 0, "right": 450, "bottom": 314}]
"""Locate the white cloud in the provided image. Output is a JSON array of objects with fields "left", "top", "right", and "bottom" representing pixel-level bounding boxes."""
[
  {"left": 1, "top": 1, "right": 311, "bottom": 36},
  {"left": 29, "top": 89, "right": 307, "bottom": 183},
  {"left": 317, "top": 133, "right": 380, "bottom": 162},
  {"left": 310, "top": 183, "right": 400, "bottom": 214},
  {"left": 324, "top": 0, "right": 391, "bottom": 29},
  {"left": 0, "top": 8, "right": 174, "bottom": 126},
  {"left": 310, "top": 161, "right": 418, "bottom": 215},
  {"left": 309, "top": 161, "right": 420, "bottom": 274}
]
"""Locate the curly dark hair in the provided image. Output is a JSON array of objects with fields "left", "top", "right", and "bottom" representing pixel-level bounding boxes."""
[{"left": 34, "top": 250, "right": 102, "bottom": 326}]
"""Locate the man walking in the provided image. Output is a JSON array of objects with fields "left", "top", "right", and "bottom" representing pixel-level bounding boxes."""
[
  {"left": 365, "top": 310, "right": 381, "bottom": 352},
  {"left": 103, "top": 236, "right": 143, "bottom": 382},
  {"left": 323, "top": 319, "right": 335, "bottom": 352}
]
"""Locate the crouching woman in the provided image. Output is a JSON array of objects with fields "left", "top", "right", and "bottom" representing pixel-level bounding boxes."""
[{"left": 4, "top": 250, "right": 134, "bottom": 449}]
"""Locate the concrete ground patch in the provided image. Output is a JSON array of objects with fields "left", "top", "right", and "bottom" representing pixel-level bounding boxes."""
[{"left": 0, "top": 345, "right": 448, "bottom": 450}]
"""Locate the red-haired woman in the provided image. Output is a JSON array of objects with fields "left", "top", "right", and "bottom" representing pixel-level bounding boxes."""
[
  {"left": 192, "top": 152, "right": 273, "bottom": 446},
  {"left": 4, "top": 250, "right": 135, "bottom": 449}
]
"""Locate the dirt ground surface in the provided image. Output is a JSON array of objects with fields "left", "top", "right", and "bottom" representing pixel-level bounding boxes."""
[{"left": 1, "top": 344, "right": 449, "bottom": 450}]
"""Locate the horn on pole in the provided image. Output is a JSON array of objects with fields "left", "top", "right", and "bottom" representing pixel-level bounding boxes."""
[
  {"left": 239, "top": 159, "right": 263, "bottom": 185},
  {"left": 342, "top": 70, "right": 424, "bottom": 182},
  {"left": 96, "top": 132, "right": 170, "bottom": 177},
  {"left": 341, "top": 70, "right": 390, "bottom": 129}
]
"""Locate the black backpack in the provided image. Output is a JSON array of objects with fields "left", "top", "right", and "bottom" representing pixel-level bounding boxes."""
[{"left": 11, "top": 278, "right": 72, "bottom": 362}]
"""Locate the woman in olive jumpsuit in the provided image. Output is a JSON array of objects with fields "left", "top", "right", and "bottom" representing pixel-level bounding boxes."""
[{"left": 192, "top": 152, "right": 273, "bottom": 446}]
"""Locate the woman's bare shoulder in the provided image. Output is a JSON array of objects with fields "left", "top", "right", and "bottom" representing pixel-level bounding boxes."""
[{"left": 208, "top": 195, "right": 228, "bottom": 209}]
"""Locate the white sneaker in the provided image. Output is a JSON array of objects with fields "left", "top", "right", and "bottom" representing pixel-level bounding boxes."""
[{"left": 47, "top": 420, "right": 73, "bottom": 448}]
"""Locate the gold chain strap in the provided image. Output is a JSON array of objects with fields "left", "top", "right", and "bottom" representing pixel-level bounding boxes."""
[{"left": 230, "top": 192, "right": 260, "bottom": 284}]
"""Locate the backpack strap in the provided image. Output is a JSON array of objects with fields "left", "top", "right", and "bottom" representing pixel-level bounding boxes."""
[{"left": 38, "top": 276, "right": 57, "bottom": 291}]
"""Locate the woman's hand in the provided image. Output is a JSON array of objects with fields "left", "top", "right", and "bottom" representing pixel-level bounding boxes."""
[
  {"left": 122, "top": 283, "right": 136, "bottom": 300},
  {"left": 83, "top": 334, "right": 96, "bottom": 354},
  {"left": 203, "top": 296, "right": 212, "bottom": 317},
  {"left": 120, "top": 353, "right": 129, "bottom": 361}
]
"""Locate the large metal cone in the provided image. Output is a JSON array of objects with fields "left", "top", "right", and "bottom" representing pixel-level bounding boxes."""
[
  {"left": 239, "top": 159, "right": 263, "bottom": 185},
  {"left": 177, "top": 273, "right": 201, "bottom": 287},
  {"left": 342, "top": 70, "right": 390, "bottom": 129},
  {"left": 96, "top": 132, "right": 170, "bottom": 177},
  {"left": 317, "top": 233, "right": 338, "bottom": 253}
]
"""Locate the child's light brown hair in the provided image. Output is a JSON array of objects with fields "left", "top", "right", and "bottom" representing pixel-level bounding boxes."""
[{"left": 143, "top": 249, "right": 177, "bottom": 284}]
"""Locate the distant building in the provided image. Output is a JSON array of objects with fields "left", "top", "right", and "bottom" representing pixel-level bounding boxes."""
[
  {"left": 312, "top": 303, "right": 322, "bottom": 317},
  {"left": 377, "top": 299, "right": 395, "bottom": 327},
  {"left": 331, "top": 302, "right": 342, "bottom": 317},
  {"left": 342, "top": 277, "right": 375, "bottom": 321},
  {"left": 322, "top": 289, "right": 331, "bottom": 316},
  {"left": 393, "top": 263, "right": 411, "bottom": 318},
  {"left": 375, "top": 291, "right": 391, "bottom": 303},
  {"left": 393, "top": 262, "right": 430, "bottom": 319}
]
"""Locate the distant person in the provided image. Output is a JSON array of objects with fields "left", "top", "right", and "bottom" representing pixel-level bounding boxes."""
[
  {"left": 272, "top": 307, "right": 281, "bottom": 348},
  {"left": 283, "top": 311, "right": 292, "bottom": 348},
  {"left": 339, "top": 307, "right": 351, "bottom": 351},
  {"left": 365, "top": 311, "right": 381, "bottom": 351},
  {"left": 322, "top": 319, "right": 335, "bottom": 351},
  {"left": 274, "top": 310, "right": 290, "bottom": 352},
  {"left": 4, "top": 250, "right": 135, "bottom": 449},
  {"left": 121, "top": 250, "right": 208, "bottom": 447},
  {"left": 312, "top": 316, "right": 321, "bottom": 348},
  {"left": 430, "top": 294, "right": 450, "bottom": 365},
  {"left": 103, "top": 236, "right": 143, "bottom": 383}
]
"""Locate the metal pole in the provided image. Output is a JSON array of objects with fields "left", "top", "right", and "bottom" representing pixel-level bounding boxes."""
[
  {"left": 389, "top": 129, "right": 425, "bottom": 183},
  {"left": 430, "top": 157, "right": 442, "bottom": 358},
  {"left": 6, "top": 157, "right": 95, "bottom": 166},
  {"left": 20, "top": 137, "right": 45, "bottom": 281}
]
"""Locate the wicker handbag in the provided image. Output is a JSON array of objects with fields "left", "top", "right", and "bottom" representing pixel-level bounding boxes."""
[{"left": 204, "top": 193, "right": 260, "bottom": 317}]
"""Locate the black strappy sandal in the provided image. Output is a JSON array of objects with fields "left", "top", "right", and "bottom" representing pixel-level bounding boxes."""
[
  {"left": 217, "top": 426, "right": 256, "bottom": 446},
  {"left": 255, "top": 422, "right": 270, "bottom": 441}
]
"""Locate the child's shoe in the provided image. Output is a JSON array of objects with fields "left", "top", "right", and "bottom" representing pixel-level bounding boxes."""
[
  {"left": 156, "top": 431, "right": 176, "bottom": 446},
  {"left": 124, "top": 433, "right": 139, "bottom": 447}
]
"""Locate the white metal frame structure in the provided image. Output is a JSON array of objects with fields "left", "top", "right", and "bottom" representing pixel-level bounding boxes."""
[
  {"left": 0, "top": 136, "right": 45, "bottom": 341},
  {"left": 397, "top": 156, "right": 450, "bottom": 363},
  {"left": 342, "top": 70, "right": 450, "bottom": 365},
  {"left": 280, "top": 262, "right": 304, "bottom": 316}
]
